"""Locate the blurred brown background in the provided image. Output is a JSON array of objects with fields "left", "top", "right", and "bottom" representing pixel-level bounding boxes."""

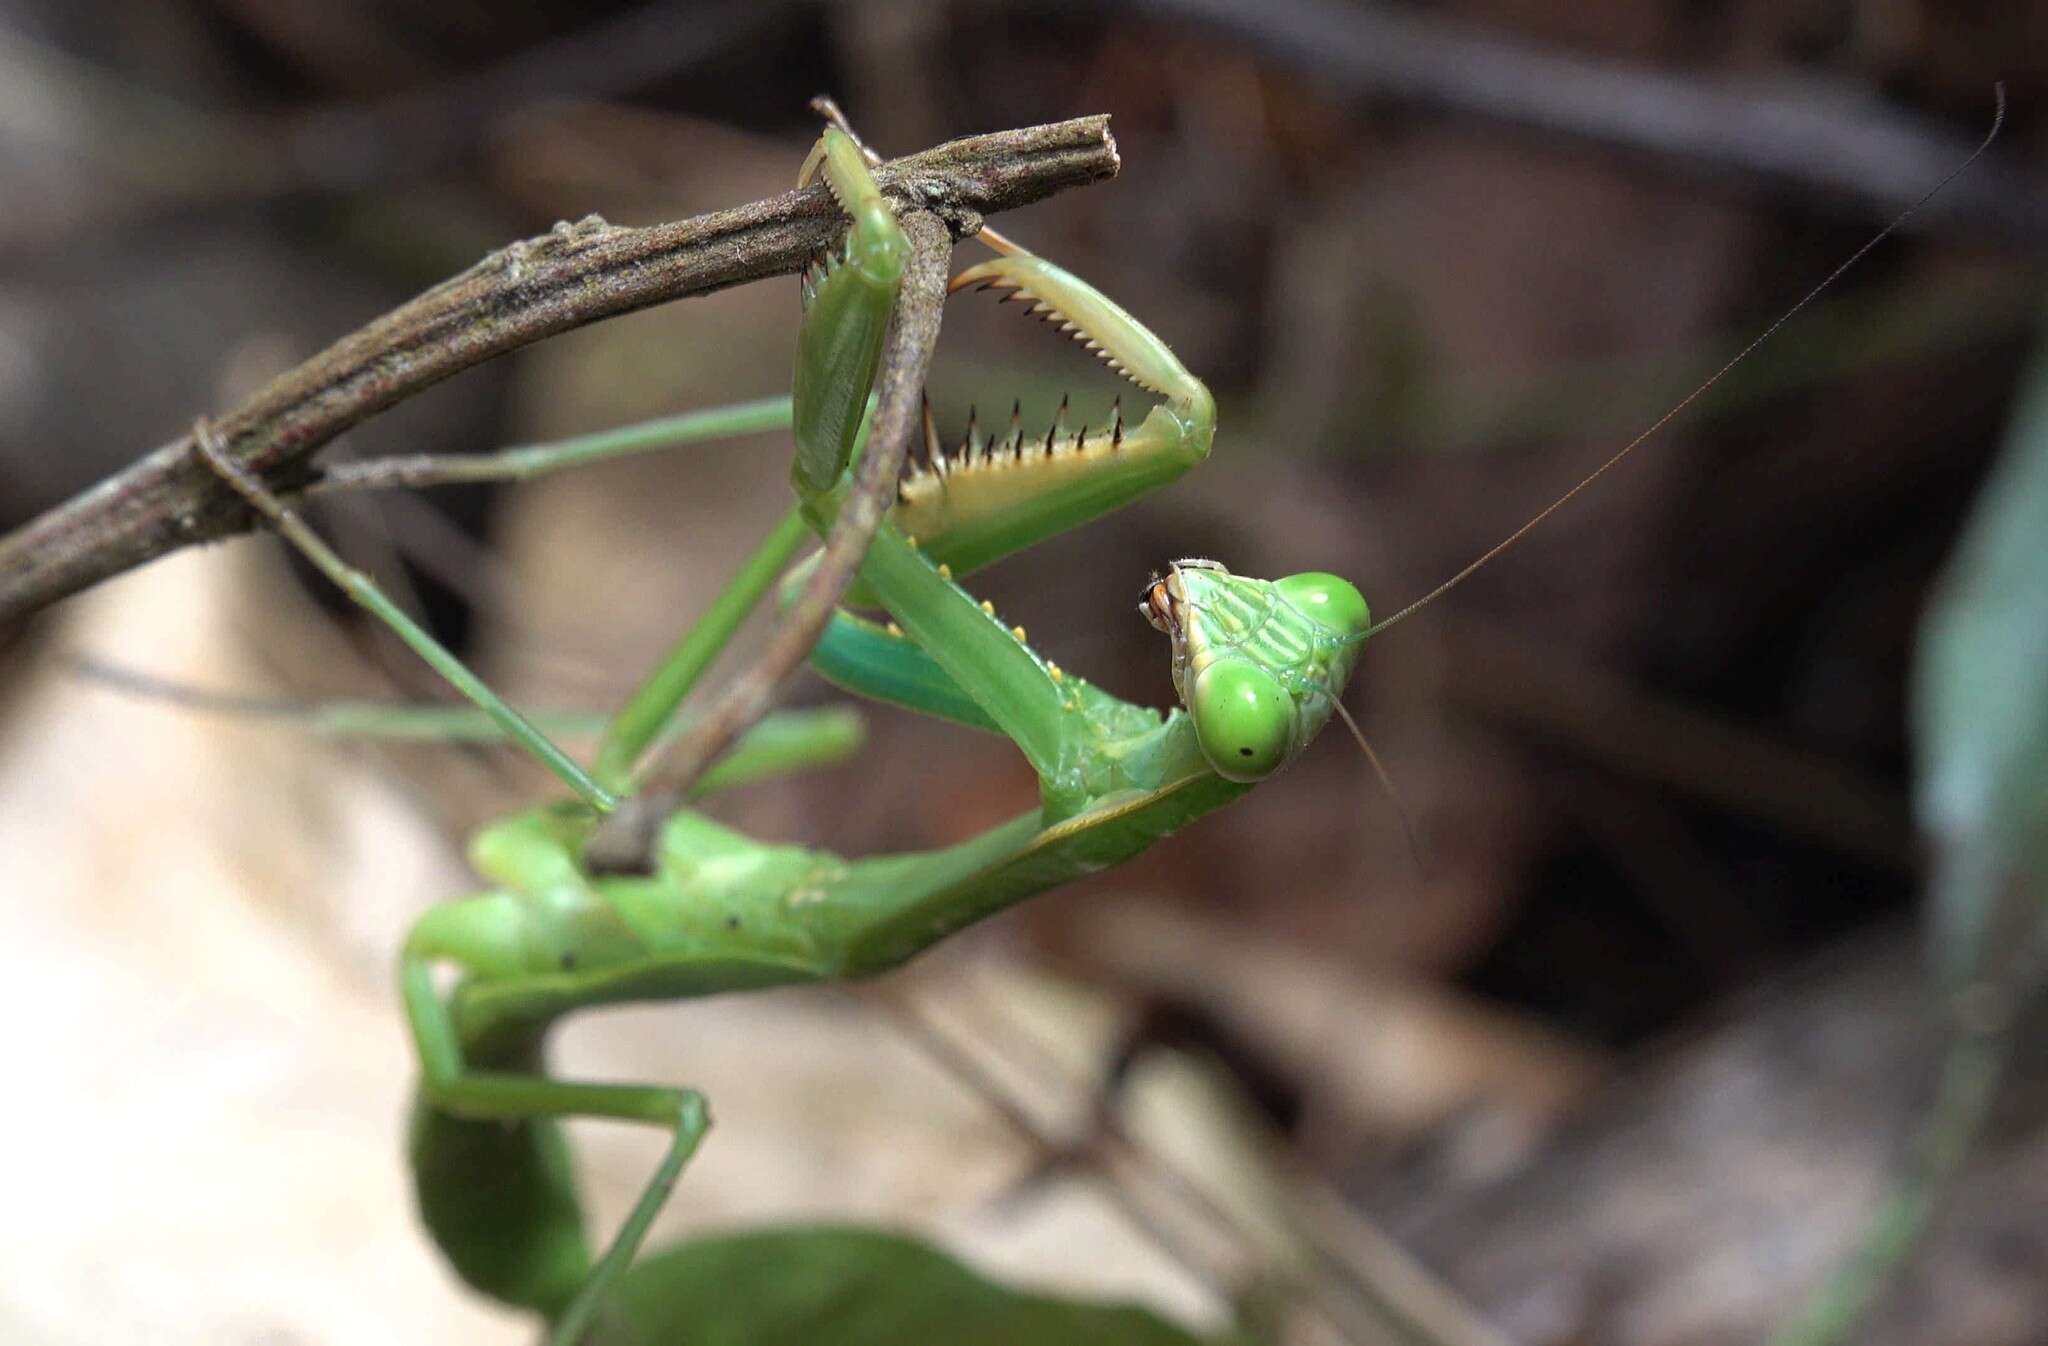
[{"left": 2, "top": 2, "right": 2045, "bottom": 1344}]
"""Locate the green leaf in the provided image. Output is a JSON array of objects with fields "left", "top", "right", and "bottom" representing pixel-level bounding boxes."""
[
  {"left": 604, "top": 1225, "right": 1214, "bottom": 1346},
  {"left": 1913, "top": 312, "right": 2048, "bottom": 986}
]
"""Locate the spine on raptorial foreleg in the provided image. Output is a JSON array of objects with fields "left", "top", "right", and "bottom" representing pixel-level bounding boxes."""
[{"left": 887, "top": 253, "right": 1216, "bottom": 581}]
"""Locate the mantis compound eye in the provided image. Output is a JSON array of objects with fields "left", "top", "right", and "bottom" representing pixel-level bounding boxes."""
[
  {"left": 1190, "top": 658, "right": 1295, "bottom": 782},
  {"left": 1273, "top": 572, "right": 1371, "bottom": 641}
]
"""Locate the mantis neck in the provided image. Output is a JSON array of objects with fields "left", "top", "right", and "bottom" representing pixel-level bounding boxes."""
[{"left": 815, "top": 710, "right": 1247, "bottom": 975}]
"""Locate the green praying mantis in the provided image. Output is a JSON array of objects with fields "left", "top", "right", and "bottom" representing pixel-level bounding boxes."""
[
  {"left": 176, "top": 104, "right": 1998, "bottom": 1345},
  {"left": 190, "top": 124, "right": 1373, "bottom": 1344}
]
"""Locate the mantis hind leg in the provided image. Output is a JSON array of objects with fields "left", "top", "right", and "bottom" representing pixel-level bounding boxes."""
[
  {"left": 402, "top": 957, "right": 709, "bottom": 1346},
  {"left": 191, "top": 419, "right": 618, "bottom": 812},
  {"left": 195, "top": 394, "right": 842, "bottom": 803}
]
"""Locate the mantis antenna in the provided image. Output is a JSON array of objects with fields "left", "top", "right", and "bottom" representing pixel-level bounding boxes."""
[
  {"left": 1361, "top": 83, "right": 2007, "bottom": 641},
  {"left": 1332, "top": 696, "right": 1430, "bottom": 875}
]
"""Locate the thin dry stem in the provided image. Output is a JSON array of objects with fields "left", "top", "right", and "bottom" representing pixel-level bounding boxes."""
[
  {"left": 0, "top": 117, "right": 1117, "bottom": 624},
  {"left": 583, "top": 210, "right": 953, "bottom": 872}
]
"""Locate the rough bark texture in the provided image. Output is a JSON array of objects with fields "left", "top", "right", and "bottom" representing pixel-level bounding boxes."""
[{"left": 584, "top": 210, "right": 954, "bottom": 872}]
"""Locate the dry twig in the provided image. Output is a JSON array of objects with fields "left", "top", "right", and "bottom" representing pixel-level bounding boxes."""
[
  {"left": 1123, "top": 0, "right": 2043, "bottom": 239},
  {"left": 0, "top": 117, "right": 1117, "bottom": 624},
  {"left": 583, "top": 210, "right": 953, "bottom": 872}
]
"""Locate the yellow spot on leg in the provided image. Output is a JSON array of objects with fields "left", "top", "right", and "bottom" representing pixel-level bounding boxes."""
[
  {"left": 1011, "top": 625, "right": 1028, "bottom": 642},
  {"left": 886, "top": 622, "right": 904, "bottom": 638},
  {"left": 1048, "top": 663, "right": 1064, "bottom": 682},
  {"left": 979, "top": 600, "right": 995, "bottom": 615},
  {"left": 937, "top": 563, "right": 953, "bottom": 580}
]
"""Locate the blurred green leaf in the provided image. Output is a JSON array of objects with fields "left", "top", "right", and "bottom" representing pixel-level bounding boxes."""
[
  {"left": 1913, "top": 312, "right": 2048, "bottom": 986},
  {"left": 605, "top": 1225, "right": 1215, "bottom": 1346},
  {"left": 1779, "top": 327, "right": 2048, "bottom": 1346}
]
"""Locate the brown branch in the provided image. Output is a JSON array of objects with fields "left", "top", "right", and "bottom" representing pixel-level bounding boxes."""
[
  {"left": 0, "top": 117, "right": 1118, "bottom": 626},
  {"left": 583, "top": 210, "right": 953, "bottom": 873},
  {"left": 1123, "top": 0, "right": 2044, "bottom": 240},
  {"left": 0, "top": 0, "right": 782, "bottom": 249}
]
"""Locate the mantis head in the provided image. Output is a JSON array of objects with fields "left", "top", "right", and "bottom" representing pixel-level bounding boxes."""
[{"left": 1139, "top": 559, "right": 1371, "bottom": 782}]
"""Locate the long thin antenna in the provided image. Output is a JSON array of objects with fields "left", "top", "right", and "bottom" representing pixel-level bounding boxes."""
[
  {"left": 1332, "top": 698, "right": 1429, "bottom": 879},
  {"left": 1362, "top": 84, "right": 2006, "bottom": 641}
]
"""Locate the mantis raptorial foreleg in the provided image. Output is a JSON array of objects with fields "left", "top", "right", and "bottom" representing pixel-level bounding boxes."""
[{"left": 792, "top": 128, "right": 909, "bottom": 491}]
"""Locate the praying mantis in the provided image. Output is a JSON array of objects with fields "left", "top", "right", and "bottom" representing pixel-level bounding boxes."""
[
  {"left": 169, "top": 98, "right": 2000, "bottom": 1345},
  {"left": 189, "top": 124, "right": 1374, "bottom": 1345}
]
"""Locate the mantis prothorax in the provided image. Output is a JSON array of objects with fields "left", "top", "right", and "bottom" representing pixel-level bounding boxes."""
[{"left": 192, "top": 97, "right": 2001, "bottom": 1343}]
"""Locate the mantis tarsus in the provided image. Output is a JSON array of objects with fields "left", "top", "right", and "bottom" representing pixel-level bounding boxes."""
[{"left": 183, "top": 100, "right": 2000, "bottom": 1345}]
